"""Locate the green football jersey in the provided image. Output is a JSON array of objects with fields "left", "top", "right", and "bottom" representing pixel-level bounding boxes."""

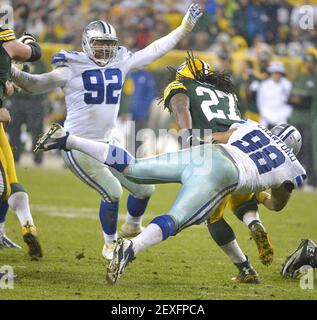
[
  {"left": 0, "top": 28, "right": 16, "bottom": 101},
  {"left": 164, "top": 78, "right": 242, "bottom": 132}
]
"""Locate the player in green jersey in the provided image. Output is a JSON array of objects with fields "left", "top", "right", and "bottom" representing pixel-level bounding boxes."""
[
  {"left": 162, "top": 51, "right": 274, "bottom": 283},
  {"left": 0, "top": 26, "right": 42, "bottom": 258}
]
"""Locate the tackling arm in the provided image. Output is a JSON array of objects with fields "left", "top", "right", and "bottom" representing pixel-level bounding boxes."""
[
  {"left": 11, "top": 65, "right": 70, "bottom": 94},
  {"left": 256, "top": 181, "right": 293, "bottom": 212}
]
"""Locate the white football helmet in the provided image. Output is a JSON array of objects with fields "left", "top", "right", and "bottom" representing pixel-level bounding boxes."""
[
  {"left": 82, "top": 20, "right": 118, "bottom": 66},
  {"left": 271, "top": 123, "right": 302, "bottom": 156}
]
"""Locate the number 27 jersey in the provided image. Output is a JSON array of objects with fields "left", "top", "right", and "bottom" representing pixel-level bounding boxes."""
[{"left": 220, "top": 120, "right": 307, "bottom": 193}]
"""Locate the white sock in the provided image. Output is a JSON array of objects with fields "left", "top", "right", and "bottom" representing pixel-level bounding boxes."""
[
  {"left": 242, "top": 210, "right": 260, "bottom": 227},
  {"left": 131, "top": 223, "right": 163, "bottom": 255},
  {"left": 67, "top": 135, "right": 110, "bottom": 163},
  {"left": 126, "top": 211, "right": 142, "bottom": 225},
  {"left": 0, "top": 222, "right": 4, "bottom": 233},
  {"left": 8, "top": 192, "right": 34, "bottom": 227},
  {"left": 103, "top": 231, "right": 117, "bottom": 244},
  {"left": 220, "top": 240, "right": 247, "bottom": 264}
]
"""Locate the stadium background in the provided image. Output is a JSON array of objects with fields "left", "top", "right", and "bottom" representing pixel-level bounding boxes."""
[{"left": 1, "top": 0, "right": 317, "bottom": 300}]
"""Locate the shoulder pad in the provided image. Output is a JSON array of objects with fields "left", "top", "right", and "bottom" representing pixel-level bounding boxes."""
[
  {"left": 51, "top": 50, "right": 81, "bottom": 69},
  {"left": 163, "top": 80, "right": 187, "bottom": 101}
]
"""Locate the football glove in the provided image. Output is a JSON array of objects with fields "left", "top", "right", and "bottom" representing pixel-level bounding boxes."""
[
  {"left": 181, "top": 3, "right": 203, "bottom": 33},
  {"left": 281, "top": 239, "right": 317, "bottom": 278},
  {"left": 18, "top": 32, "right": 36, "bottom": 44}
]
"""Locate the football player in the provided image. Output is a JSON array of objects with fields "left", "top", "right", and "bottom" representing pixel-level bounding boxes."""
[
  {"left": 11, "top": 4, "right": 203, "bottom": 262},
  {"left": 32, "top": 119, "right": 306, "bottom": 285},
  {"left": 162, "top": 52, "right": 272, "bottom": 283},
  {"left": 0, "top": 26, "right": 42, "bottom": 258}
]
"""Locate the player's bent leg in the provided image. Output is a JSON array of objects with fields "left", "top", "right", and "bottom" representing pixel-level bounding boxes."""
[
  {"left": 231, "top": 194, "right": 274, "bottom": 266},
  {"left": 111, "top": 168, "right": 155, "bottom": 237},
  {"left": 62, "top": 150, "right": 123, "bottom": 262},
  {"left": 7, "top": 184, "right": 43, "bottom": 259}
]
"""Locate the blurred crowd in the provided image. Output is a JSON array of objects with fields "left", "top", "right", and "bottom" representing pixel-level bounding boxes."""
[
  {"left": 9, "top": 0, "right": 317, "bottom": 55},
  {"left": 3, "top": 0, "right": 317, "bottom": 191}
]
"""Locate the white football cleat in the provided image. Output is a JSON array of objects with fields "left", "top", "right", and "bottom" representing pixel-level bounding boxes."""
[
  {"left": 120, "top": 223, "right": 144, "bottom": 238},
  {"left": 102, "top": 241, "right": 116, "bottom": 263},
  {"left": 106, "top": 238, "right": 135, "bottom": 285},
  {"left": 0, "top": 231, "right": 21, "bottom": 249}
]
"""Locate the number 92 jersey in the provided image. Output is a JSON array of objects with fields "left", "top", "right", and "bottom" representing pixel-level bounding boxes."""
[
  {"left": 51, "top": 48, "right": 133, "bottom": 140},
  {"left": 163, "top": 78, "right": 242, "bottom": 132},
  {"left": 220, "top": 120, "right": 307, "bottom": 193}
]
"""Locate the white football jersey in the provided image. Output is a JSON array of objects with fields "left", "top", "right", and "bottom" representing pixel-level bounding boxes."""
[
  {"left": 51, "top": 48, "right": 140, "bottom": 140},
  {"left": 220, "top": 119, "right": 307, "bottom": 193}
]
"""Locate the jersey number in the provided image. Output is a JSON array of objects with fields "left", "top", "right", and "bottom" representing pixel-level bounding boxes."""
[
  {"left": 195, "top": 87, "right": 241, "bottom": 122},
  {"left": 82, "top": 69, "right": 122, "bottom": 104},
  {"left": 232, "top": 129, "right": 286, "bottom": 175}
]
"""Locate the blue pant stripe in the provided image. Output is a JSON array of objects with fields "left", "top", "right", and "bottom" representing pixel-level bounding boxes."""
[
  {"left": 180, "top": 183, "right": 238, "bottom": 229},
  {"left": 66, "top": 151, "right": 111, "bottom": 202}
]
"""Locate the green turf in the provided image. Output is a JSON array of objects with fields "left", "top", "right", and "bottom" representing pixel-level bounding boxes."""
[{"left": 0, "top": 167, "right": 316, "bottom": 300}]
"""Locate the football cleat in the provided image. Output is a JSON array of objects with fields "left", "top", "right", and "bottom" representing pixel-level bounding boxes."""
[
  {"left": 281, "top": 239, "right": 317, "bottom": 278},
  {"left": 233, "top": 259, "right": 260, "bottom": 284},
  {"left": 106, "top": 238, "right": 135, "bottom": 285},
  {"left": 250, "top": 222, "right": 274, "bottom": 266},
  {"left": 120, "top": 223, "right": 144, "bottom": 238},
  {"left": 102, "top": 241, "right": 116, "bottom": 263},
  {"left": 0, "top": 231, "right": 21, "bottom": 249},
  {"left": 34, "top": 123, "right": 69, "bottom": 152},
  {"left": 21, "top": 223, "right": 43, "bottom": 259}
]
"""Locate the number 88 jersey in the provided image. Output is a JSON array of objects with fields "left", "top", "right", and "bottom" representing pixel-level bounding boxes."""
[
  {"left": 163, "top": 78, "right": 242, "bottom": 132},
  {"left": 51, "top": 48, "right": 131, "bottom": 140},
  {"left": 221, "top": 119, "right": 307, "bottom": 193}
]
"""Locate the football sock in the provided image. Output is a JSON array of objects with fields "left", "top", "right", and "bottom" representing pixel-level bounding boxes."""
[
  {"left": 220, "top": 240, "right": 247, "bottom": 264},
  {"left": 242, "top": 210, "right": 261, "bottom": 228},
  {"left": 7, "top": 192, "right": 34, "bottom": 227},
  {"left": 67, "top": 135, "right": 133, "bottom": 172},
  {"left": 131, "top": 223, "right": 163, "bottom": 255},
  {"left": 0, "top": 201, "right": 9, "bottom": 232},
  {"left": 99, "top": 199, "right": 118, "bottom": 244},
  {"left": 126, "top": 195, "right": 150, "bottom": 225}
]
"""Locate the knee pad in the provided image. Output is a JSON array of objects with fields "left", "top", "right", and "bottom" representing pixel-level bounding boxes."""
[
  {"left": 132, "top": 184, "right": 155, "bottom": 199},
  {"left": 234, "top": 199, "right": 258, "bottom": 221},
  {"left": 208, "top": 218, "right": 236, "bottom": 246}
]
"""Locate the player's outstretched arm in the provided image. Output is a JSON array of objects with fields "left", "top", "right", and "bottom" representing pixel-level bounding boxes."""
[
  {"left": 11, "top": 65, "right": 70, "bottom": 94},
  {"left": 129, "top": 3, "right": 202, "bottom": 69}
]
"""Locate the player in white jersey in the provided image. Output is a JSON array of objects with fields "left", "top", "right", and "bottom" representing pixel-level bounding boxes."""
[
  {"left": 34, "top": 119, "right": 306, "bottom": 283},
  {"left": 11, "top": 4, "right": 203, "bottom": 262}
]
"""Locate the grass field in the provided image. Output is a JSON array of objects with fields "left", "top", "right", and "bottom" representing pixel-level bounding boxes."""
[{"left": 0, "top": 167, "right": 316, "bottom": 300}]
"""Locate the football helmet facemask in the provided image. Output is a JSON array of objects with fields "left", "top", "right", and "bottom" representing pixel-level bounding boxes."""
[
  {"left": 271, "top": 123, "right": 302, "bottom": 156},
  {"left": 82, "top": 20, "right": 118, "bottom": 66}
]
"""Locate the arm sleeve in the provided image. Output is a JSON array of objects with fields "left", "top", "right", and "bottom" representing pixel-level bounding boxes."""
[
  {"left": 11, "top": 65, "right": 71, "bottom": 94},
  {"left": 127, "top": 27, "right": 185, "bottom": 70}
]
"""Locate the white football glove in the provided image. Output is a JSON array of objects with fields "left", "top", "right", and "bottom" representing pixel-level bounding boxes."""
[
  {"left": 18, "top": 32, "right": 36, "bottom": 44},
  {"left": 181, "top": 3, "right": 203, "bottom": 33}
]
